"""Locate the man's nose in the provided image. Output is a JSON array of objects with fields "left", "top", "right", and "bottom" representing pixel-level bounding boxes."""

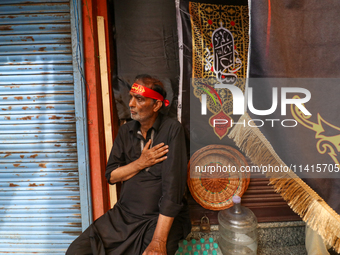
[{"left": 129, "top": 97, "right": 135, "bottom": 107}]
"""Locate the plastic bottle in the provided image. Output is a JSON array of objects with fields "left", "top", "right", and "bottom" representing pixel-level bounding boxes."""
[
  {"left": 194, "top": 244, "right": 202, "bottom": 255},
  {"left": 187, "top": 245, "right": 193, "bottom": 253},
  {"left": 207, "top": 237, "right": 214, "bottom": 253},
  {"left": 182, "top": 240, "right": 188, "bottom": 254},
  {"left": 200, "top": 238, "right": 205, "bottom": 250},
  {"left": 196, "top": 244, "right": 202, "bottom": 253},
  {"left": 218, "top": 196, "right": 258, "bottom": 255}
]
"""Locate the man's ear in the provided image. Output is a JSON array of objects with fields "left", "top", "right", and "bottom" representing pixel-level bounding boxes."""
[{"left": 153, "top": 100, "right": 163, "bottom": 112}]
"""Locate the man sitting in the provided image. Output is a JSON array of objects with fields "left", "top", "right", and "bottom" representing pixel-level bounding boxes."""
[{"left": 66, "top": 74, "right": 191, "bottom": 255}]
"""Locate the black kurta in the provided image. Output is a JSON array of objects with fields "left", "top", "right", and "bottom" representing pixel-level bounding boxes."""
[{"left": 66, "top": 114, "right": 191, "bottom": 255}]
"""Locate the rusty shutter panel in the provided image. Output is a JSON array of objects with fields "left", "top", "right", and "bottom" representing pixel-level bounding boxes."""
[{"left": 0, "top": 0, "right": 91, "bottom": 253}]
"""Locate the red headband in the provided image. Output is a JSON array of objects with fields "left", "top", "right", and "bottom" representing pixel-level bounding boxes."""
[{"left": 130, "top": 83, "right": 170, "bottom": 107}]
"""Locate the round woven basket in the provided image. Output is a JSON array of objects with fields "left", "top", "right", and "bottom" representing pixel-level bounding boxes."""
[{"left": 188, "top": 145, "right": 250, "bottom": 211}]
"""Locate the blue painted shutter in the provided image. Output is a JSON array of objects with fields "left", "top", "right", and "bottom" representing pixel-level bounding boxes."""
[{"left": 0, "top": 0, "right": 91, "bottom": 253}]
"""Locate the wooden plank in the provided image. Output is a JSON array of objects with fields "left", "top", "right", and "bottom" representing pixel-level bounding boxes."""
[{"left": 97, "top": 16, "right": 117, "bottom": 207}]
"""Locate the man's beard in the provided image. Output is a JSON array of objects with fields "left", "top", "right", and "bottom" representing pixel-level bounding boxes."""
[
  {"left": 130, "top": 112, "right": 139, "bottom": 121},
  {"left": 130, "top": 111, "right": 152, "bottom": 122}
]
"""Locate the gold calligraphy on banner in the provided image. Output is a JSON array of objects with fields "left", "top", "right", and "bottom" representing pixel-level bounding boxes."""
[{"left": 189, "top": 2, "right": 249, "bottom": 139}]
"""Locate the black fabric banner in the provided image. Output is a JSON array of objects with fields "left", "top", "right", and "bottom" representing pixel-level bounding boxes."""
[
  {"left": 229, "top": 0, "right": 340, "bottom": 252},
  {"left": 113, "top": 0, "right": 179, "bottom": 120},
  {"left": 177, "top": 0, "right": 249, "bottom": 154}
]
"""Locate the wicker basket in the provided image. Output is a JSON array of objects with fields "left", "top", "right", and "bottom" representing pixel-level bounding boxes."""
[{"left": 188, "top": 145, "right": 250, "bottom": 211}]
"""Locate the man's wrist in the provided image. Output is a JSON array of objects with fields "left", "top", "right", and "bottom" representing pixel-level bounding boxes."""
[
  {"left": 151, "top": 237, "right": 167, "bottom": 244},
  {"left": 135, "top": 158, "right": 145, "bottom": 170}
]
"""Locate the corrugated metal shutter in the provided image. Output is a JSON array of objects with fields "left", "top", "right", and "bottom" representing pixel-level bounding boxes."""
[{"left": 0, "top": 0, "right": 91, "bottom": 254}]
